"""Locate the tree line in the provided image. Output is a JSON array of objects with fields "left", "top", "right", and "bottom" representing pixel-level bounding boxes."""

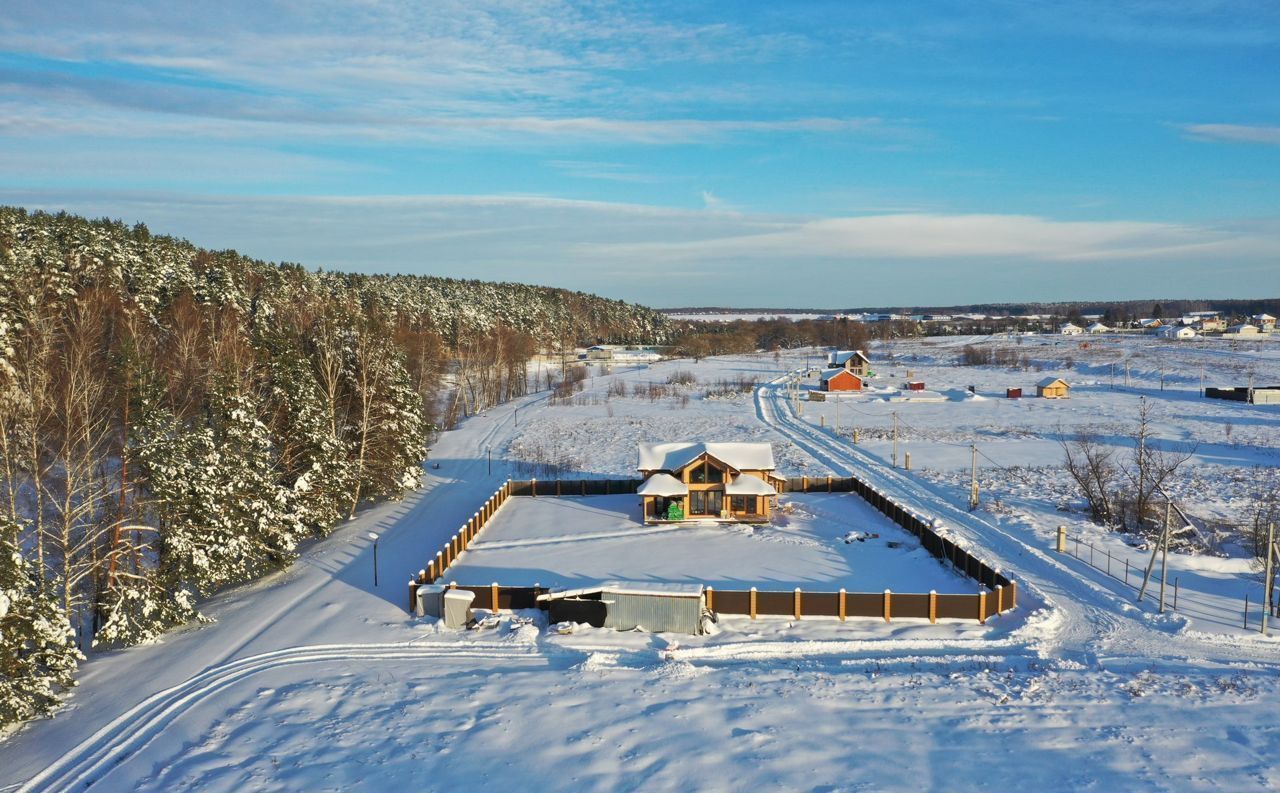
[{"left": 0, "top": 207, "right": 670, "bottom": 726}]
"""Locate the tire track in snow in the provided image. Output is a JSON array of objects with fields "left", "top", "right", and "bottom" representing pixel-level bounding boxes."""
[
  {"left": 756, "top": 378, "right": 1280, "bottom": 668},
  {"left": 19, "top": 641, "right": 547, "bottom": 793}
]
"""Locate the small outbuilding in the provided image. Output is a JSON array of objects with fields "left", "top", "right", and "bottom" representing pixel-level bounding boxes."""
[
  {"left": 1158, "top": 325, "right": 1196, "bottom": 340},
  {"left": 821, "top": 368, "right": 864, "bottom": 392},
  {"left": 1036, "top": 377, "right": 1070, "bottom": 399},
  {"left": 905, "top": 380, "right": 926, "bottom": 391},
  {"left": 1228, "top": 323, "right": 1260, "bottom": 336},
  {"left": 537, "top": 582, "right": 707, "bottom": 635},
  {"left": 1085, "top": 322, "right": 1110, "bottom": 334},
  {"left": 1006, "top": 387, "right": 1022, "bottom": 399},
  {"left": 1059, "top": 322, "right": 1083, "bottom": 335}
]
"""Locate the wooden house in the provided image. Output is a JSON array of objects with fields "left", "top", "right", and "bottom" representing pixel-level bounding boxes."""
[
  {"left": 1059, "top": 322, "right": 1083, "bottom": 335},
  {"left": 1252, "top": 313, "right": 1276, "bottom": 331},
  {"left": 1036, "top": 377, "right": 1070, "bottom": 399},
  {"left": 826, "top": 349, "right": 872, "bottom": 377},
  {"left": 636, "top": 442, "right": 783, "bottom": 524},
  {"left": 820, "top": 368, "right": 864, "bottom": 392}
]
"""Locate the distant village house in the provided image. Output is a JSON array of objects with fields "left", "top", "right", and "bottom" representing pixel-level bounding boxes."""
[
  {"left": 826, "top": 349, "right": 872, "bottom": 377},
  {"left": 1036, "top": 377, "right": 1071, "bottom": 399}
]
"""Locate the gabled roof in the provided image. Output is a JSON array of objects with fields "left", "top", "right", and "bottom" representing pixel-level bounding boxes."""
[
  {"left": 637, "top": 442, "right": 776, "bottom": 473},
  {"left": 636, "top": 473, "right": 688, "bottom": 497},
  {"left": 1038, "top": 377, "right": 1070, "bottom": 388},
  {"left": 1228, "top": 323, "right": 1258, "bottom": 332},
  {"left": 1085, "top": 322, "right": 1109, "bottom": 331},
  {"left": 724, "top": 474, "right": 778, "bottom": 496},
  {"left": 827, "top": 349, "right": 870, "bottom": 367},
  {"left": 819, "top": 368, "right": 862, "bottom": 382}
]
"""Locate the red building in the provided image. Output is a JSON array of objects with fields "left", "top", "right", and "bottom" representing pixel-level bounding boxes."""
[{"left": 821, "top": 369, "right": 864, "bottom": 391}]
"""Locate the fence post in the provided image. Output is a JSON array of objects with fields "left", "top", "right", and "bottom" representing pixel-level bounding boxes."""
[
  {"left": 839, "top": 588, "right": 846, "bottom": 622},
  {"left": 408, "top": 580, "right": 419, "bottom": 613},
  {"left": 827, "top": 475, "right": 832, "bottom": 492},
  {"left": 491, "top": 582, "right": 500, "bottom": 612},
  {"left": 929, "top": 590, "right": 937, "bottom": 624},
  {"left": 978, "top": 590, "right": 987, "bottom": 625},
  {"left": 557, "top": 479, "right": 562, "bottom": 497},
  {"left": 1009, "top": 581, "right": 1017, "bottom": 611},
  {"left": 531, "top": 477, "right": 537, "bottom": 497},
  {"left": 904, "top": 452, "right": 911, "bottom": 471},
  {"left": 436, "top": 551, "right": 444, "bottom": 577},
  {"left": 802, "top": 476, "right": 808, "bottom": 492},
  {"left": 427, "top": 560, "right": 436, "bottom": 581},
  {"left": 706, "top": 586, "right": 714, "bottom": 612},
  {"left": 1056, "top": 526, "right": 1066, "bottom": 552},
  {"left": 750, "top": 587, "right": 757, "bottom": 619},
  {"left": 794, "top": 588, "right": 802, "bottom": 620},
  {"left": 995, "top": 585, "right": 1003, "bottom": 614},
  {"left": 883, "top": 589, "right": 892, "bottom": 622}
]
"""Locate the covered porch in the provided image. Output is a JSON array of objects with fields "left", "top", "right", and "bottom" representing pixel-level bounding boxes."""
[{"left": 637, "top": 472, "right": 775, "bottom": 525}]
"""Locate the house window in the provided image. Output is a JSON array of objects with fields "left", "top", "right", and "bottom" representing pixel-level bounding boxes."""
[
  {"left": 687, "top": 461, "right": 725, "bottom": 484},
  {"left": 730, "top": 495, "right": 753, "bottom": 513},
  {"left": 690, "top": 490, "right": 722, "bottom": 515}
]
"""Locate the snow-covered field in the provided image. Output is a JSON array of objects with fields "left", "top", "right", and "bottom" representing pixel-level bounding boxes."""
[
  {"left": 444, "top": 492, "right": 976, "bottom": 594},
  {"left": 5, "top": 341, "right": 1280, "bottom": 792}
]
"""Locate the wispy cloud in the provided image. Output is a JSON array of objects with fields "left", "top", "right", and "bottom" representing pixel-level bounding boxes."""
[
  {"left": 1178, "top": 123, "right": 1280, "bottom": 146},
  {"left": 3, "top": 189, "right": 1273, "bottom": 306}
]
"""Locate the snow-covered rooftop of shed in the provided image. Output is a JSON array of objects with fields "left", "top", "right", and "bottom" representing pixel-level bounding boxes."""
[
  {"left": 637, "top": 442, "right": 775, "bottom": 472},
  {"left": 819, "top": 368, "right": 861, "bottom": 382},
  {"left": 538, "top": 581, "right": 705, "bottom": 600},
  {"left": 1038, "top": 377, "right": 1069, "bottom": 388}
]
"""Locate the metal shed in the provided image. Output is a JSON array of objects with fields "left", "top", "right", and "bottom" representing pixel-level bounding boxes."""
[{"left": 538, "top": 581, "right": 706, "bottom": 635}]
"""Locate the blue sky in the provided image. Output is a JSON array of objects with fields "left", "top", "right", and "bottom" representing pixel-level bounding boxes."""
[{"left": 2, "top": 0, "right": 1278, "bottom": 307}]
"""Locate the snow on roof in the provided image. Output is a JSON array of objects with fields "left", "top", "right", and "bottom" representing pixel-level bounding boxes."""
[
  {"left": 1253, "top": 313, "right": 1275, "bottom": 320},
  {"left": 1038, "top": 377, "right": 1070, "bottom": 388},
  {"left": 1228, "top": 323, "right": 1258, "bottom": 332},
  {"left": 819, "top": 368, "right": 861, "bottom": 382},
  {"left": 636, "top": 473, "right": 688, "bottom": 497},
  {"left": 637, "top": 442, "right": 775, "bottom": 472},
  {"left": 724, "top": 474, "right": 778, "bottom": 496},
  {"left": 538, "top": 581, "right": 704, "bottom": 600},
  {"left": 1085, "top": 322, "right": 1109, "bottom": 331},
  {"left": 827, "top": 349, "right": 870, "bottom": 366}
]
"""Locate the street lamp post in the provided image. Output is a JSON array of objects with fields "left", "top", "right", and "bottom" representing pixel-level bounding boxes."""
[
  {"left": 487, "top": 446, "right": 492, "bottom": 475},
  {"left": 368, "top": 532, "right": 380, "bottom": 587}
]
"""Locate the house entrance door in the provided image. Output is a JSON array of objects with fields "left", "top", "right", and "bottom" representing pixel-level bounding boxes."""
[{"left": 689, "top": 490, "right": 722, "bottom": 516}]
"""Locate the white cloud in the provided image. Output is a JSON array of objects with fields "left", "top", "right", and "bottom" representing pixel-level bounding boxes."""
[
  {"left": 1178, "top": 123, "right": 1280, "bottom": 146},
  {"left": 2, "top": 190, "right": 1273, "bottom": 307}
]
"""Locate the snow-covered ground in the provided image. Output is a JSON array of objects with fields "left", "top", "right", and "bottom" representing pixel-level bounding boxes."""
[
  {"left": 443, "top": 492, "right": 976, "bottom": 594},
  {"left": 5, "top": 343, "right": 1280, "bottom": 792}
]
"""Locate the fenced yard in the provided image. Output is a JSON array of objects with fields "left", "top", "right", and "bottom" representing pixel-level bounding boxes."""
[{"left": 410, "top": 476, "right": 1017, "bottom": 625}]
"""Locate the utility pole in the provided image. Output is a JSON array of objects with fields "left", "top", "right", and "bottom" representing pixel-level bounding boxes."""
[
  {"left": 969, "top": 444, "right": 979, "bottom": 511},
  {"left": 1263, "top": 522, "right": 1275, "bottom": 635},
  {"left": 1159, "top": 500, "right": 1170, "bottom": 613},
  {"left": 891, "top": 411, "right": 899, "bottom": 468},
  {"left": 835, "top": 394, "right": 840, "bottom": 433}
]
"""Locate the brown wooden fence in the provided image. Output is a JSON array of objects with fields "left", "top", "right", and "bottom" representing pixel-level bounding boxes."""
[
  {"left": 408, "top": 474, "right": 1017, "bottom": 624},
  {"left": 408, "top": 482, "right": 512, "bottom": 601},
  {"left": 409, "top": 581, "right": 1014, "bottom": 625}
]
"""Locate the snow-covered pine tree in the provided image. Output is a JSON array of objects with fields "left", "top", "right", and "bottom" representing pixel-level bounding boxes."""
[
  {"left": 0, "top": 518, "right": 81, "bottom": 726},
  {"left": 267, "top": 354, "right": 355, "bottom": 536},
  {"left": 137, "top": 385, "right": 302, "bottom": 603}
]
